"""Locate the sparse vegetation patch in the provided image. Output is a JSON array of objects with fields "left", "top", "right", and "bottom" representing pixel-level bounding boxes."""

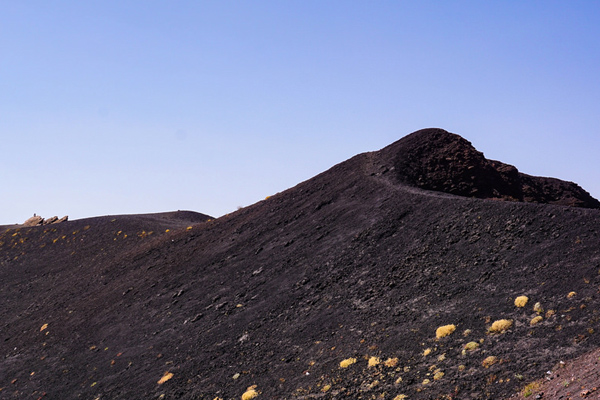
[
  {"left": 514, "top": 296, "right": 528, "bottom": 308},
  {"left": 157, "top": 371, "right": 173, "bottom": 385},
  {"left": 368, "top": 356, "right": 380, "bottom": 367},
  {"left": 384, "top": 357, "right": 399, "bottom": 367},
  {"left": 463, "top": 341, "right": 479, "bottom": 353},
  {"left": 436, "top": 324, "right": 456, "bottom": 338},
  {"left": 489, "top": 319, "right": 512, "bottom": 333},
  {"left": 242, "top": 385, "right": 259, "bottom": 400},
  {"left": 521, "top": 381, "right": 542, "bottom": 397},
  {"left": 530, "top": 316, "right": 543, "bottom": 326},
  {"left": 482, "top": 356, "right": 498, "bottom": 368},
  {"left": 340, "top": 358, "right": 357, "bottom": 368}
]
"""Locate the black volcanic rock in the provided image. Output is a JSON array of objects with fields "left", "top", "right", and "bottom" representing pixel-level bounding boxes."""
[
  {"left": 1, "top": 130, "right": 600, "bottom": 400},
  {"left": 379, "top": 128, "right": 600, "bottom": 208}
]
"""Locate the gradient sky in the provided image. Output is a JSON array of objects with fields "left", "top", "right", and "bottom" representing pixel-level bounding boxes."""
[{"left": 2, "top": 1, "right": 599, "bottom": 225}]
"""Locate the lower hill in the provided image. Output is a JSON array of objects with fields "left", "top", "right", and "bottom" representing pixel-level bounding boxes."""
[{"left": 1, "top": 129, "right": 599, "bottom": 399}]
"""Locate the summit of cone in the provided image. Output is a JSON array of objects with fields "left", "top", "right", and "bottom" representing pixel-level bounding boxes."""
[{"left": 376, "top": 128, "right": 599, "bottom": 208}]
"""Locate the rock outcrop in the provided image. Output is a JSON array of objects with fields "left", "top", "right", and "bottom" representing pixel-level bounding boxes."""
[
  {"left": 23, "top": 215, "right": 44, "bottom": 227},
  {"left": 379, "top": 128, "right": 600, "bottom": 208},
  {"left": 42, "top": 216, "right": 59, "bottom": 225},
  {"left": 22, "top": 215, "right": 68, "bottom": 226}
]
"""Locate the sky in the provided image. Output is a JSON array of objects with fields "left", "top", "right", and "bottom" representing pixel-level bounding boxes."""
[{"left": 2, "top": 1, "right": 599, "bottom": 225}]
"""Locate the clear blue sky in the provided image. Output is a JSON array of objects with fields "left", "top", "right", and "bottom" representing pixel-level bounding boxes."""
[{"left": 2, "top": 1, "right": 599, "bottom": 224}]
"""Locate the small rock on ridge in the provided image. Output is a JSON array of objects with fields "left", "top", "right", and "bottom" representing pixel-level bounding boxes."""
[{"left": 23, "top": 215, "right": 68, "bottom": 226}]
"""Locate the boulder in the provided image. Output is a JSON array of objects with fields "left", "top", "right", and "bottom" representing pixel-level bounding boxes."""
[
  {"left": 23, "top": 216, "right": 44, "bottom": 226},
  {"left": 22, "top": 215, "right": 68, "bottom": 226},
  {"left": 43, "top": 216, "right": 58, "bottom": 225}
]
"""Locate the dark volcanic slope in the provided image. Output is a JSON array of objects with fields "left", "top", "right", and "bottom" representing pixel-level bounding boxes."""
[{"left": 1, "top": 129, "right": 600, "bottom": 400}]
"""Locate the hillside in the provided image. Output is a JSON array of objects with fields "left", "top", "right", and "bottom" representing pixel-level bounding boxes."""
[{"left": 1, "top": 128, "right": 599, "bottom": 400}]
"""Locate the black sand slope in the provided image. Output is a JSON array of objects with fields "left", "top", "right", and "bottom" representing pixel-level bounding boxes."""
[{"left": 1, "top": 129, "right": 599, "bottom": 400}]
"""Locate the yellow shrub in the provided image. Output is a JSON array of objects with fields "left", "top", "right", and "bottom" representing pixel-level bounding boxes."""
[
  {"left": 241, "top": 386, "right": 259, "bottom": 400},
  {"left": 514, "top": 296, "right": 529, "bottom": 308},
  {"left": 530, "top": 316, "right": 543, "bottom": 326},
  {"left": 384, "top": 357, "right": 399, "bottom": 367},
  {"left": 567, "top": 291, "right": 576, "bottom": 298},
  {"left": 489, "top": 319, "right": 512, "bottom": 333},
  {"left": 157, "top": 371, "right": 174, "bottom": 384},
  {"left": 482, "top": 356, "right": 497, "bottom": 368},
  {"left": 533, "top": 302, "right": 543, "bottom": 313},
  {"left": 436, "top": 324, "right": 456, "bottom": 338},
  {"left": 463, "top": 341, "right": 479, "bottom": 351},
  {"left": 423, "top": 348, "right": 432, "bottom": 356},
  {"left": 393, "top": 396, "right": 407, "bottom": 400},
  {"left": 433, "top": 370, "right": 444, "bottom": 380},
  {"left": 368, "top": 356, "right": 380, "bottom": 367},
  {"left": 339, "top": 358, "right": 357, "bottom": 368}
]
